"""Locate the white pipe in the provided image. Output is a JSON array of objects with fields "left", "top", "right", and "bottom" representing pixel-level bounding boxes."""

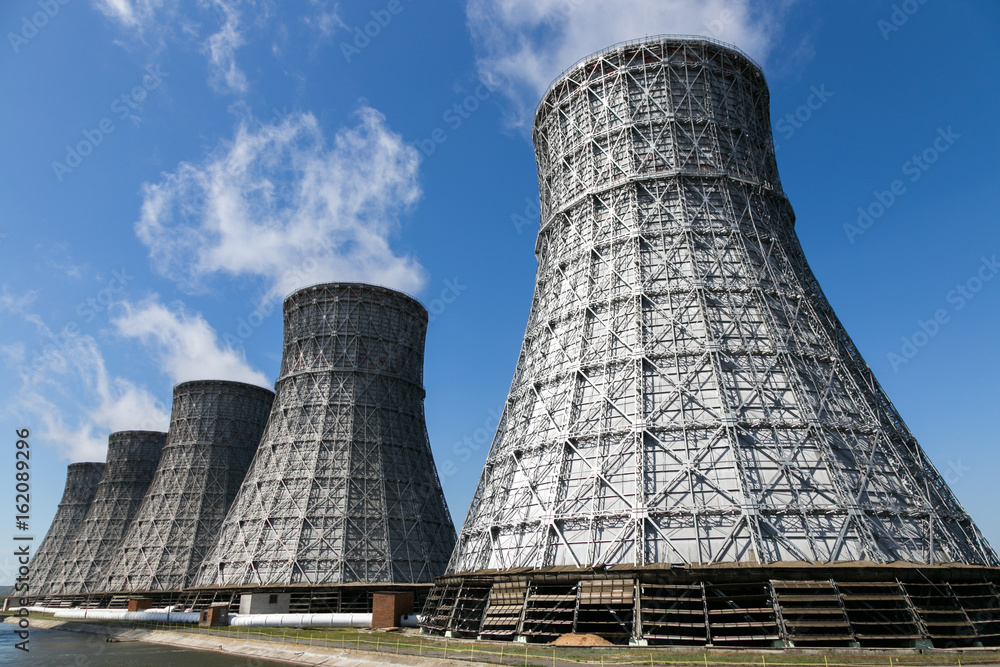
[
  {"left": 51, "top": 609, "right": 200, "bottom": 623},
  {"left": 16, "top": 606, "right": 421, "bottom": 629},
  {"left": 228, "top": 613, "right": 372, "bottom": 628}
]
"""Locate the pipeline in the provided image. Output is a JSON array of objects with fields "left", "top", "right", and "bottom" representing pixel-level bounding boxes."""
[
  {"left": 227, "top": 612, "right": 420, "bottom": 628},
  {"left": 14, "top": 605, "right": 420, "bottom": 628},
  {"left": 52, "top": 608, "right": 200, "bottom": 623},
  {"left": 228, "top": 612, "right": 371, "bottom": 627}
]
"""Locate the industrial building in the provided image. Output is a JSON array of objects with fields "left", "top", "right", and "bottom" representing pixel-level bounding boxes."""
[
  {"left": 26, "top": 463, "right": 104, "bottom": 598},
  {"left": 22, "top": 33, "right": 1000, "bottom": 648},
  {"left": 191, "top": 283, "right": 456, "bottom": 612},
  {"left": 421, "top": 36, "right": 1000, "bottom": 647},
  {"left": 104, "top": 380, "right": 274, "bottom": 598},
  {"left": 44, "top": 431, "right": 166, "bottom": 600}
]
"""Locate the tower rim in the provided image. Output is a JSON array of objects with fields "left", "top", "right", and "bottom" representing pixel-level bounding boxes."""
[
  {"left": 533, "top": 33, "right": 765, "bottom": 130},
  {"left": 282, "top": 281, "right": 428, "bottom": 320},
  {"left": 171, "top": 378, "right": 275, "bottom": 396}
]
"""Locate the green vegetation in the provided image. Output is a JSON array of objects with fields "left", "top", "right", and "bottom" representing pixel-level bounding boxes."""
[{"left": 22, "top": 614, "right": 1000, "bottom": 667}]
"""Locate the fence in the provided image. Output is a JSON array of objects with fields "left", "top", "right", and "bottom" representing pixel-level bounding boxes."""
[{"left": 23, "top": 614, "right": 998, "bottom": 667}]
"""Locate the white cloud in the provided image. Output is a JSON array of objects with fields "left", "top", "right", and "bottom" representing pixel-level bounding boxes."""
[
  {"left": 204, "top": 1, "right": 248, "bottom": 94},
  {"left": 92, "top": 0, "right": 250, "bottom": 94},
  {"left": 113, "top": 297, "right": 269, "bottom": 387},
  {"left": 93, "top": 0, "right": 169, "bottom": 29},
  {"left": 0, "top": 287, "right": 38, "bottom": 315},
  {"left": 135, "top": 107, "right": 425, "bottom": 299},
  {"left": 303, "top": 0, "right": 345, "bottom": 37},
  {"left": 467, "top": 0, "right": 798, "bottom": 123},
  {"left": 4, "top": 316, "right": 168, "bottom": 462}
]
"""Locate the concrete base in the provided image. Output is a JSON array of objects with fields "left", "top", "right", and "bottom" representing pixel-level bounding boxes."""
[
  {"left": 850, "top": 641, "right": 861, "bottom": 648},
  {"left": 772, "top": 639, "right": 795, "bottom": 648},
  {"left": 514, "top": 635, "right": 530, "bottom": 643},
  {"left": 629, "top": 638, "right": 649, "bottom": 646},
  {"left": 910, "top": 639, "right": 934, "bottom": 649}
]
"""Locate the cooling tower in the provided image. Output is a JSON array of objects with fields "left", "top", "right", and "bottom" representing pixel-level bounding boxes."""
[
  {"left": 48, "top": 431, "right": 166, "bottom": 596},
  {"left": 423, "top": 36, "right": 1000, "bottom": 647},
  {"left": 196, "top": 283, "right": 455, "bottom": 598},
  {"left": 104, "top": 381, "right": 274, "bottom": 594},
  {"left": 27, "top": 462, "right": 104, "bottom": 598}
]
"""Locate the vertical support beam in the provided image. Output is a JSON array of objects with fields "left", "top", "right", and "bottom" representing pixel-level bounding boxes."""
[
  {"left": 897, "top": 579, "right": 932, "bottom": 645},
  {"left": 768, "top": 580, "right": 790, "bottom": 645},
  {"left": 701, "top": 581, "right": 713, "bottom": 645},
  {"left": 634, "top": 575, "right": 643, "bottom": 641}
]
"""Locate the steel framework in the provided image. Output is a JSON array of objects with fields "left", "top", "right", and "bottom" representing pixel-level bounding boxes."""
[
  {"left": 48, "top": 431, "right": 166, "bottom": 596},
  {"left": 104, "top": 380, "right": 274, "bottom": 593},
  {"left": 27, "top": 462, "right": 104, "bottom": 597},
  {"left": 196, "top": 283, "right": 456, "bottom": 589},
  {"left": 424, "top": 36, "right": 1000, "bottom": 645}
]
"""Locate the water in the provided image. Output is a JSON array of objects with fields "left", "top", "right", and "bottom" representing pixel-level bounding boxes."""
[{"left": 0, "top": 622, "right": 294, "bottom": 666}]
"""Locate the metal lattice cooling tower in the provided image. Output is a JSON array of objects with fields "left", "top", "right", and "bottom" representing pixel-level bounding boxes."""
[
  {"left": 194, "top": 283, "right": 455, "bottom": 601},
  {"left": 27, "top": 462, "right": 104, "bottom": 598},
  {"left": 104, "top": 381, "right": 274, "bottom": 594},
  {"left": 422, "top": 36, "right": 1000, "bottom": 647},
  {"left": 48, "top": 431, "right": 166, "bottom": 597}
]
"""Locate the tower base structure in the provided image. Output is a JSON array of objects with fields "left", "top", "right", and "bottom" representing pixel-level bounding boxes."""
[
  {"left": 420, "top": 563, "right": 1000, "bottom": 647},
  {"left": 181, "top": 583, "right": 434, "bottom": 615},
  {"left": 28, "top": 583, "right": 434, "bottom": 615}
]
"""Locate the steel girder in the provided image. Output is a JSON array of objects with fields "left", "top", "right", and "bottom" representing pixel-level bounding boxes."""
[
  {"left": 104, "top": 380, "right": 275, "bottom": 593},
  {"left": 49, "top": 431, "right": 166, "bottom": 595},
  {"left": 26, "top": 462, "right": 104, "bottom": 596},
  {"left": 196, "top": 283, "right": 456, "bottom": 587},
  {"left": 447, "top": 36, "right": 998, "bottom": 574}
]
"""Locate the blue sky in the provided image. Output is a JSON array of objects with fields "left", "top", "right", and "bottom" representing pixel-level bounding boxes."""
[{"left": 1, "top": 1, "right": 998, "bottom": 583}]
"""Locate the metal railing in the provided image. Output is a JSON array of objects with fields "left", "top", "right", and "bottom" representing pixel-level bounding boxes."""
[{"left": 24, "top": 615, "right": 998, "bottom": 667}]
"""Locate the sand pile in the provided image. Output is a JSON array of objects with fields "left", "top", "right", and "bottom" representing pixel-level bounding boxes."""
[{"left": 550, "top": 633, "right": 613, "bottom": 646}]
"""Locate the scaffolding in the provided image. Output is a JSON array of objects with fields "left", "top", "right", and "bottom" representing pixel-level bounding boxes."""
[
  {"left": 47, "top": 431, "right": 166, "bottom": 596},
  {"left": 104, "top": 380, "right": 275, "bottom": 594},
  {"left": 423, "top": 36, "right": 1000, "bottom": 645},
  {"left": 195, "top": 283, "right": 456, "bottom": 591},
  {"left": 26, "top": 463, "right": 104, "bottom": 597}
]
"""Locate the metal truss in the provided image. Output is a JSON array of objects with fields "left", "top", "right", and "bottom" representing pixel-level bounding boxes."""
[
  {"left": 27, "top": 463, "right": 104, "bottom": 597},
  {"left": 196, "top": 283, "right": 456, "bottom": 588},
  {"left": 48, "top": 431, "right": 166, "bottom": 595},
  {"left": 423, "top": 565, "right": 1000, "bottom": 647},
  {"left": 448, "top": 36, "right": 998, "bottom": 575},
  {"left": 104, "top": 380, "right": 275, "bottom": 593}
]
